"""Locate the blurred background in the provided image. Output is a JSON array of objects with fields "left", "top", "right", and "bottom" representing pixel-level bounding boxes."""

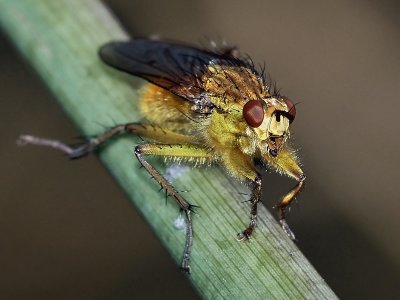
[{"left": 1, "top": 0, "right": 400, "bottom": 299}]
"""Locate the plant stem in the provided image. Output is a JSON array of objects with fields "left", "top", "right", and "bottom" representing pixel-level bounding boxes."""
[{"left": 0, "top": 1, "right": 337, "bottom": 299}]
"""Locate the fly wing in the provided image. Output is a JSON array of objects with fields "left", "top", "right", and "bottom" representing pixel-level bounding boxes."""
[{"left": 99, "top": 38, "right": 249, "bottom": 101}]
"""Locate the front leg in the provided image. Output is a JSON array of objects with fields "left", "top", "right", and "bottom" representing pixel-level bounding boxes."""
[
  {"left": 277, "top": 174, "right": 305, "bottom": 240},
  {"left": 237, "top": 175, "right": 262, "bottom": 241},
  {"left": 217, "top": 149, "right": 262, "bottom": 241},
  {"left": 264, "top": 147, "right": 306, "bottom": 240}
]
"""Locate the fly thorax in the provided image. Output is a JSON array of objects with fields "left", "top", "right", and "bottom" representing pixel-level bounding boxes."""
[{"left": 238, "top": 127, "right": 258, "bottom": 155}]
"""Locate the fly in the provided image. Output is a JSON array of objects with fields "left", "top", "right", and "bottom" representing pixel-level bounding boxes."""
[{"left": 18, "top": 38, "right": 306, "bottom": 273}]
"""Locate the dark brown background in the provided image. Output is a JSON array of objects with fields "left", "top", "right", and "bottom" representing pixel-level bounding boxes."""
[{"left": 1, "top": 0, "right": 400, "bottom": 299}]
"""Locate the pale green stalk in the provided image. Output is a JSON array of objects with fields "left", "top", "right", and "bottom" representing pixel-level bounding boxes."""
[{"left": 0, "top": 1, "right": 337, "bottom": 299}]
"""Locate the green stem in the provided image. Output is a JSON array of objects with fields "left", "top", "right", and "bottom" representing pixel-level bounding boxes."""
[{"left": 0, "top": 1, "right": 337, "bottom": 299}]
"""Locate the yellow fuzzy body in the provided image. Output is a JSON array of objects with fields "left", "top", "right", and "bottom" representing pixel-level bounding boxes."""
[
  {"left": 138, "top": 68, "right": 301, "bottom": 183},
  {"left": 140, "top": 84, "right": 194, "bottom": 133}
]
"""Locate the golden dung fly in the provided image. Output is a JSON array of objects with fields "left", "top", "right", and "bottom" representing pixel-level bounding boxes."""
[{"left": 19, "top": 39, "right": 305, "bottom": 273}]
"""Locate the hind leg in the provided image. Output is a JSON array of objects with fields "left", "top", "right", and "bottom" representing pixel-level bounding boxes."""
[{"left": 17, "top": 123, "right": 195, "bottom": 158}]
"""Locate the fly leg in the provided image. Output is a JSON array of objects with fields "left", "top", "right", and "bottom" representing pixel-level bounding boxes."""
[
  {"left": 276, "top": 174, "right": 306, "bottom": 240},
  {"left": 262, "top": 148, "right": 305, "bottom": 240},
  {"left": 17, "top": 123, "right": 195, "bottom": 158},
  {"left": 134, "top": 143, "right": 213, "bottom": 273},
  {"left": 237, "top": 176, "right": 262, "bottom": 241},
  {"left": 217, "top": 148, "right": 261, "bottom": 241},
  {"left": 19, "top": 125, "right": 211, "bottom": 273}
]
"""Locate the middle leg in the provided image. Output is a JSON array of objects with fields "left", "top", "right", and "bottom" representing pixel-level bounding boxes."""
[{"left": 134, "top": 143, "right": 213, "bottom": 273}]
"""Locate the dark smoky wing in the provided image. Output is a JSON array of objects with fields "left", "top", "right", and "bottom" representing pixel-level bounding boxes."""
[{"left": 99, "top": 39, "right": 249, "bottom": 100}]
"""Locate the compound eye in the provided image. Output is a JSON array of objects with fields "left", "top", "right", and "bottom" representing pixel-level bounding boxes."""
[
  {"left": 243, "top": 100, "right": 264, "bottom": 127},
  {"left": 281, "top": 97, "right": 296, "bottom": 123}
]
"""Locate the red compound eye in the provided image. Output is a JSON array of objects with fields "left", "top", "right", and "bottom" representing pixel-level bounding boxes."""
[
  {"left": 281, "top": 97, "right": 296, "bottom": 123},
  {"left": 243, "top": 100, "right": 264, "bottom": 127}
]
